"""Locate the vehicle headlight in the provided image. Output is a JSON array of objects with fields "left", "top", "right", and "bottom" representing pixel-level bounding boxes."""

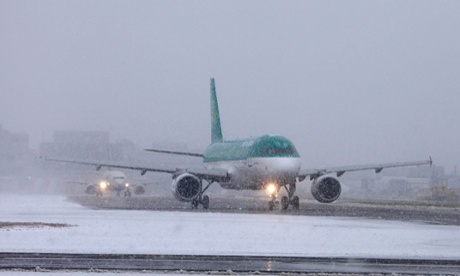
[{"left": 99, "top": 181, "right": 108, "bottom": 190}]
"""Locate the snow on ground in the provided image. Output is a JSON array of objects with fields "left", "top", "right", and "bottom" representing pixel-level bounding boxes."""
[{"left": 1, "top": 194, "right": 459, "bottom": 259}]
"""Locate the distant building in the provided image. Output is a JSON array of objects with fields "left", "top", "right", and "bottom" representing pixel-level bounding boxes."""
[
  {"left": 39, "top": 130, "right": 123, "bottom": 172},
  {"left": 0, "top": 125, "right": 31, "bottom": 175},
  {"left": 40, "top": 130, "right": 123, "bottom": 160},
  {"left": 448, "top": 176, "right": 460, "bottom": 195},
  {"left": 381, "top": 165, "right": 442, "bottom": 179}
]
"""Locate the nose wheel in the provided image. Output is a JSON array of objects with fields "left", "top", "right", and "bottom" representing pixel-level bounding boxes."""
[{"left": 268, "top": 194, "right": 277, "bottom": 210}]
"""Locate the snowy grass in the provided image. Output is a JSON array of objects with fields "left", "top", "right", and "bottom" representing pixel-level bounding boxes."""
[{"left": 1, "top": 194, "right": 459, "bottom": 259}]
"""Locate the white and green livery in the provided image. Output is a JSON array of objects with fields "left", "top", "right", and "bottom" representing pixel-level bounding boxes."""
[{"left": 44, "top": 78, "right": 432, "bottom": 210}]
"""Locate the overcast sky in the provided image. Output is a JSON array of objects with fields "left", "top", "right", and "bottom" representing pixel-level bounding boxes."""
[{"left": 1, "top": 1, "right": 459, "bottom": 172}]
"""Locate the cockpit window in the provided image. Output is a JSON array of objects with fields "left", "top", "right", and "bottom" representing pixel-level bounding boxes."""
[
  {"left": 252, "top": 136, "right": 300, "bottom": 158},
  {"left": 259, "top": 146, "right": 296, "bottom": 156}
]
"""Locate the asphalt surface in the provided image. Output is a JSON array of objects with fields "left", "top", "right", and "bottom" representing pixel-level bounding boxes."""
[
  {"left": 1, "top": 253, "right": 460, "bottom": 275},
  {"left": 67, "top": 195, "right": 460, "bottom": 226}
]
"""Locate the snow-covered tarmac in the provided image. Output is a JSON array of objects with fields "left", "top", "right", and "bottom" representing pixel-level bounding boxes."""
[{"left": 1, "top": 194, "right": 459, "bottom": 259}]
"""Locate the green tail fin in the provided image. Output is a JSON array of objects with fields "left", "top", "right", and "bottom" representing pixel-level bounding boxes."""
[{"left": 210, "top": 78, "right": 223, "bottom": 143}]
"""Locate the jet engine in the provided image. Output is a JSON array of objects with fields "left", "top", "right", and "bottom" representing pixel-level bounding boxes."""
[
  {"left": 311, "top": 175, "right": 341, "bottom": 203},
  {"left": 134, "top": 185, "right": 145, "bottom": 195},
  {"left": 171, "top": 173, "right": 201, "bottom": 201},
  {"left": 85, "top": 185, "right": 96, "bottom": 195}
]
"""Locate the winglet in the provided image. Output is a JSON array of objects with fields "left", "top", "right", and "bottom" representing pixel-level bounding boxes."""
[
  {"left": 210, "top": 78, "right": 223, "bottom": 143},
  {"left": 428, "top": 156, "right": 433, "bottom": 166}
]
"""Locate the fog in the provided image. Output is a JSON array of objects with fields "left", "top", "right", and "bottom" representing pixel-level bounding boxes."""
[{"left": 1, "top": 1, "right": 459, "bottom": 172}]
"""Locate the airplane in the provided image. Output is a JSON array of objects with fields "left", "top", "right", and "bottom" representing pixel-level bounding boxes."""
[
  {"left": 43, "top": 78, "right": 432, "bottom": 210},
  {"left": 71, "top": 170, "right": 146, "bottom": 197}
]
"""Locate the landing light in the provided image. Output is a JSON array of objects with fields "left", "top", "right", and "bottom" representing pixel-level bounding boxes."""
[
  {"left": 99, "top": 181, "right": 108, "bottom": 190},
  {"left": 125, "top": 183, "right": 130, "bottom": 187},
  {"left": 266, "top": 183, "right": 277, "bottom": 195}
]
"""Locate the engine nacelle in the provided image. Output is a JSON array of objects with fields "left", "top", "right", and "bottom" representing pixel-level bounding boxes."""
[
  {"left": 134, "top": 185, "right": 145, "bottom": 195},
  {"left": 85, "top": 185, "right": 96, "bottom": 195},
  {"left": 311, "top": 175, "right": 341, "bottom": 203},
  {"left": 171, "top": 173, "right": 201, "bottom": 201}
]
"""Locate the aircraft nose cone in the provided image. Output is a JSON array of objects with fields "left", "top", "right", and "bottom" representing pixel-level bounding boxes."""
[
  {"left": 262, "top": 158, "right": 301, "bottom": 180},
  {"left": 272, "top": 158, "right": 301, "bottom": 172}
]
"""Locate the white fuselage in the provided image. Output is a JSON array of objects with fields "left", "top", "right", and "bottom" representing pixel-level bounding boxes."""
[
  {"left": 100, "top": 171, "right": 129, "bottom": 192},
  {"left": 205, "top": 157, "right": 302, "bottom": 190}
]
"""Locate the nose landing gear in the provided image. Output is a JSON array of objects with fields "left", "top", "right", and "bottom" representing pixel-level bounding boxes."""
[
  {"left": 268, "top": 194, "right": 277, "bottom": 210},
  {"left": 268, "top": 182, "right": 300, "bottom": 210}
]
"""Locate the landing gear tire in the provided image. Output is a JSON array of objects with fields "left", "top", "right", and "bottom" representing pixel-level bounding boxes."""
[
  {"left": 191, "top": 198, "right": 199, "bottom": 208},
  {"left": 202, "top": 195, "right": 210, "bottom": 209},
  {"left": 191, "top": 195, "right": 210, "bottom": 209},
  {"left": 281, "top": 196, "right": 289, "bottom": 210},
  {"left": 268, "top": 201, "right": 275, "bottom": 211},
  {"left": 124, "top": 190, "right": 131, "bottom": 197},
  {"left": 291, "top": 195, "right": 300, "bottom": 210}
]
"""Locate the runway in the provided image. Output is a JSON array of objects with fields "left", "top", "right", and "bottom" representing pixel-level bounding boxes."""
[
  {"left": 1, "top": 252, "right": 460, "bottom": 274},
  {"left": 1, "top": 194, "right": 459, "bottom": 274},
  {"left": 67, "top": 195, "right": 460, "bottom": 225}
]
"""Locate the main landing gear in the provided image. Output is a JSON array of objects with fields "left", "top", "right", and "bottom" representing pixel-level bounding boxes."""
[
  {"left": 268, "top": 183, "right": 300, "bottom": 211},
  {"left": 192, "top": 194, "right": 210, "bottom": 209},
  {"left": 191, "top": 180, "right": 214, "bottom": 210}
]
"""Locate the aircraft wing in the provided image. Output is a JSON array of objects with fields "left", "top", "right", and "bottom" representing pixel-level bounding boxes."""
[
  {"left": 40, "top": 157, "right": 229, "bottom": 182},
  {"left": 298, "top": 157, "right": 432, "bottom": 180},
  {"left": 144, "top": 148, "right": 204, "bottom": 157}
]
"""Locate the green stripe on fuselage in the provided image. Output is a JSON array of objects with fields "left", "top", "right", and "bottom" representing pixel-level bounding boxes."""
[{"left": 203, "top": 135, "right": 300, "bottom": 163}]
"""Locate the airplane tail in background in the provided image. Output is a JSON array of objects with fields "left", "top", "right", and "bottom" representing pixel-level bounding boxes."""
[{"left": 210, "top": 78, "right": 223, "bottom": 144}]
